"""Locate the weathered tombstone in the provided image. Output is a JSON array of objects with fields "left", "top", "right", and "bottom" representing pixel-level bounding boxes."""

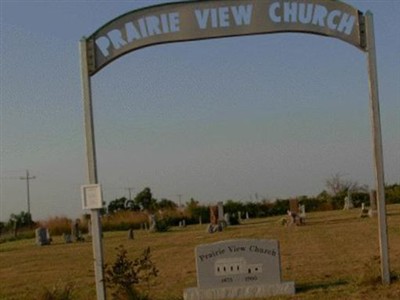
[
  {"left": 63, "top": 233, "right": 72, "bottom": 243},
  {"left": 182, "top": 219, "right": 186, "bottom": 227},
  {"left": 343, "top": 192, "right": 354, "bottom": 210},
  {"left": 360, "top": 202, "right": 369, "bottom": 218},
  {"left": 245, "top": 212, "right": 249, "bottom": 220},
  {"left": 210, "top": 206, "right": 218, "bottom": 225},
  {"left": 217, "top": 202, "right": 224, "bottom": 223},
  {"left": 128, "top": 228, "right": 134, "bottom": 240},
  {"left": 35, "top": 227, "right": 51, "bottom": 246},
  {"left": 286, "top": 210, "right": 301, "bottom": 226},
  {"left": 71, "top": 219, "right": 84, "bottom": 242},
  {"left": 183, "top": 239, "right": 295, "bottom": 300},
  {"left": 199, "top": 216, "right": 202, "bottom": 225},
  {"left": 369, "top": 189, "right": 378, "bottom": 217},
  {"left": 207, "top": 206, "right": 222, "bottom": 233},
  {"left": 289, "top": 199, "right": 299, "bottom": 214},
  {"left": 149, "top": 214, "right": 156, "bottom": 231},
  {"left": 298, "top": 204, "right": 306, "bottom": 224},
  {"left": 224, "top": 213, "right": 231, "bottom": 226},
  {"left": 238, "top": 211, "right": 242, "bottom": 222}
]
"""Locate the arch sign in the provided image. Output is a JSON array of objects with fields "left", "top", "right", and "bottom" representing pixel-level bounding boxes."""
[{"left": 80, "top": 1, "right": 389, "bottom": 299}]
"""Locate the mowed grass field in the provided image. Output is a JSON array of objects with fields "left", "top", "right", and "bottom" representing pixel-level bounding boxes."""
[{"left": 1, "top": 205, "right": 400, "bottom": 300}]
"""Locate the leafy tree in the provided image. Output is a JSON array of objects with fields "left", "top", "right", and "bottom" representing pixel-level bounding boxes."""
[
  {"left": 158, "top": 198, "right": 177, "bottom": 210},
  {"left": 223, "top": 200, "right": 245, "bottom": 215},
  {"left": 108, "top": 197, "right": 127, "bottom": 214},
  {"left": 8, "top": 211, "right": 33, "bottom": 237},
  {"left": 386, "top": 184, "right": 400, "bottom": 204},
  {"left": 134, "top": 188, "right": 157, "bottom": 212},
  {"left": 184, "top": 198, "right": 209, "bottom": 223},
  {"left": 9, "top": 211, "right": 32, "bottom": 227}
]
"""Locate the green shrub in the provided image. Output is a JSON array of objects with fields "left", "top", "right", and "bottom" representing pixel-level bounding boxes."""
[
  {"left": 105, "top": 246, "right": 158, "bottom": 300},
  {"left": 154, "top": 219, "right": 170, "bottom": 232}
]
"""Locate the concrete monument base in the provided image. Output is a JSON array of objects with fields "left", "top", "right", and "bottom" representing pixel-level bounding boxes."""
[{"left": 183, "top": 281, "right": 295, "bottom": 300}]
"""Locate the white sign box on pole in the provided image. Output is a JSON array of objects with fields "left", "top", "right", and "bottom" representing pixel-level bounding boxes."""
[{"left": 81, "top": 184, "right": 103, "bottom": 210}]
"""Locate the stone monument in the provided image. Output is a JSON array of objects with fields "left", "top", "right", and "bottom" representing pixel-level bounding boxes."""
[
  {"left": 183, "top": 239, "right": 295, "bottom": 300},
  {"left": 35, "top": 227, "right": 51, "bottom": 246}
]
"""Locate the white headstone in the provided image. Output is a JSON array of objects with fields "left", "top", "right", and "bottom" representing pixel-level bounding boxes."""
[
  {"left": 343, "top": 192, "right": 354, "bottom": 210},
  {"left": 184, "top": 239, "right": 295, "bottom": 300}
]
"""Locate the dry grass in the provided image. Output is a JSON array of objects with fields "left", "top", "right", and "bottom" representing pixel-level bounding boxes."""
[{"left": 1, "top": 205, "right": 400, "bottom": 299}]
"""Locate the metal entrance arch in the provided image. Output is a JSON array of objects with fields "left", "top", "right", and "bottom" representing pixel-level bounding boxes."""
[{"left": 80, "top": 1, "right": 389, "bottom": 299}]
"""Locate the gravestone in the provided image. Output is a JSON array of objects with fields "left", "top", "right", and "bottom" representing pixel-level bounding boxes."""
[
  {"left": 289, "top": 199, "right": 299, "bottom": 214},
  {"left": 299, "top": 205, "right": 306, "bottom": 217},
  {"left": 210, "top": 206, "right": 218, "bottom": 225},
  {"left": 369, "top": 190, "right": 377, "bottom": 217},
  {"left": 71, "top": 219, "right": 84, "bottom": 242},
  {"left": 63, "top": 233, "right": 72, "bottom": 243},
  {"left": 128, "top": 228, "right": 134, "bottom": 240},
  {"left": 183, "top": 239, "right": 295, "bottom": 300},
  {"left": 224, "top": 213, "right": 231, "bottom": 226},
  {"left": 149, "top": 214, "right": 156, "bottom": 231},
  {"left": 360, "top": 203, "right": 369, "bottom": 218},
  {"left": 343, "top": 192, "right": 354, "bottom": 210},
  {"left": 35, "top": 227, "right": 51, "bottom": 246},
  {"left": 208, "top": 206, "right": 222, "bottom": 233},
  {"left": 217, "top": 202, "right": 224, "bottom": 223}
]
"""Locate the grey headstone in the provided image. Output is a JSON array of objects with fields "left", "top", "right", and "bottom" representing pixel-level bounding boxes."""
[
  {"left": 195, "top": 239, "right": 281, "bottom": 289},
  {"left": 63, "top": 233, "right": 72, "bottom": 243},
  {"left": 184, "top": 239, "right": 294, "bottom": 299},
  {"left": 35, "top": 227, "right": 51, "bottom": 246}
]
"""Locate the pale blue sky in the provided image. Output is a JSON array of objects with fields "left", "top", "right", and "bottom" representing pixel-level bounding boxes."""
[{"left": 1, "top": 0, "right": 399, "bottom": 221}]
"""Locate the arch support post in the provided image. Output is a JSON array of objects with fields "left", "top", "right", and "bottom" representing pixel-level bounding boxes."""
[
  {"left": 80, "top": 38, "right": 107, "bottom": 299},
  {"left": 365, "top": 11, "right": 390, "bottom": 285}
]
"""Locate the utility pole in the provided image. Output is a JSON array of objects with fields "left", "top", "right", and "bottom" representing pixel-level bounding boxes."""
[
  {"left": 19, "top": 170, "right": 36, "bottom": 215},
  {"left": 125, "top": 187, "right": 134, "bottom": 200},
  {"left": 177, "top": 194, "right": 182, "bottom": 207}
]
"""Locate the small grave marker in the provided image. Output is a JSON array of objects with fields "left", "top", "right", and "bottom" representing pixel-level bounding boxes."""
[
  {"left": 184, "top": 239, "right": 295, "bottom": 299},
  {"left": 369, "top": 189, "right": 377, "bottom": 217},
  {"left": 343, "top": 192, "right": 354, "bottom": 210},
  {"left": 35, "top": 227, "right": 51, "bottom": 246}
]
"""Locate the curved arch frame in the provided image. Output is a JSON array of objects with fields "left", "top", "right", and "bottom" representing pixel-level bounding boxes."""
[
  {"left": 84, "top": 0, "right": 366, "bottom": 76},
  {"left": 79, "top": 1, "right": 389, "bottom": 299}
]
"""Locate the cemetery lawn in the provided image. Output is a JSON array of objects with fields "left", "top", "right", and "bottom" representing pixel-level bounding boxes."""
[{"left": 1, "top": 205, "right": 400, "bottom": 300}]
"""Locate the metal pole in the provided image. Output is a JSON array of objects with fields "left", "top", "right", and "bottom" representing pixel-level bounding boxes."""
[
  {"left": 365, "top": 11, "right": 390, "bottom": 285},
  {"left": 26, "top": 170, "right": 30, "bottom": 214},
  {"left": 80, "top": 38, "right": 107, "bottom": 299},
  {"left": 20, "top": 169, "right": 36, "bottom": 216}
]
